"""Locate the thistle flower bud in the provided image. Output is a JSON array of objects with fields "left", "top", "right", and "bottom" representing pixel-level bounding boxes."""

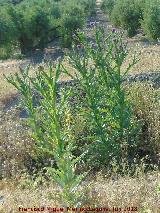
[{"left": 112, "top": 28, "right": 116, "bottom": 33}]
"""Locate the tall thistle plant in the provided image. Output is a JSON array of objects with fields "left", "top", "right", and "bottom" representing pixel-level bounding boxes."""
[
  {"left": 63, "top": 26, "right": 139, "bottom": 168},
  {"left": 5, "top": 64, "right": 87, "bottom": 206}
]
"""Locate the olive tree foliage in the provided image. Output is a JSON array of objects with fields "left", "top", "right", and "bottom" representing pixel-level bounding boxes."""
[
  {"left": 0, "top": 6, "right": 18, "bottom": 47},
  {"left": 7, "top": 1, "right": 59, "bottom": 54},
  {"left": 101, "top": 0, "right": 117, "bottom": 16},
  {"left": 102, "top": 0, "right": 160, "bottom": 41},
  {"left": 0, "top": 1, "right": 58, "bottom": 54},
  {"left": 60, "top": 0, "right": 96, "bottom": 47},
  {"left": 111, "top": 0, "right": 143, "bottom": 37},
  {"left": 0, "top": 0, "right": 96, "bottom": 56},
  {"left": 142, "top": 0, "right": 160, "bottom": 41},
  {"left": 60, "top": 0, "right": 85, "bottom": 47},
  {"left": 0, "top": 0, "right": 23, "bottom": 4}
]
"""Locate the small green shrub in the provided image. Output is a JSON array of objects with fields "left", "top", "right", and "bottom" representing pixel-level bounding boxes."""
[
  {"left": 142, "top": 0, "right": 160, "bottom": 41},
  {"left": 60, "top": 1, "right": 85, "bottom": 47},
  {"left": 61, "top": 16, "right": 85, "bottom": 47},
  {"left": 101, "top": 0, "right": 116, "bottom": 16},
  {"left": 0, "top": 45, "right": 13, "bottom": 60},
  {"left": 81, "top": 0, "right": 96, "bottom": 16},
  {"left": 111, "top": 0, "right": 143, "bottom": 37}
]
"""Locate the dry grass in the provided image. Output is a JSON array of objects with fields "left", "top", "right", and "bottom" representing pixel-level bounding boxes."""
[
  {"left": 0, "top": 58, "right": 75, "bottom": 103},
  {"left": 0, "top": 66, "right": 18, "bottom": 103},
  {"left": 0, "top": 171, "right": 159, "bottom": 212},
  {"left": 94, "top": 171, "right": 160, "bottom": 212},
  {"left": 126, "top": 83, "right": 160, "bottom": 159},
  {"left": 122, "top": 40, "right": 160, "bottom": 74}
]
